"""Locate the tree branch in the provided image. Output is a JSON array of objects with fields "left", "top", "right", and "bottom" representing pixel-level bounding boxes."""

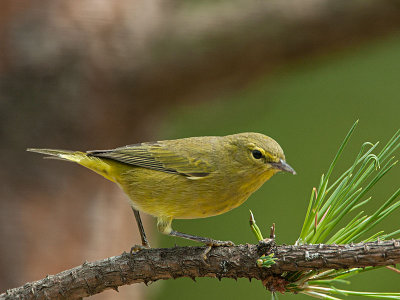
[{"left": 2, "top": 239, "right": 400, "bottom": 300}]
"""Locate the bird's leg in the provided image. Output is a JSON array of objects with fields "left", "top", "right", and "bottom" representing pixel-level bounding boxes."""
[
  {"left": 130, "top": 207, "right": 150, "bottom": 253},
  {"left": 157, "top": 216, "right": 234, "bottom": 247},
  {"left": 169, "top": 231, "right": 234, "bottom": 246},
  {"left": 132, "top": 207, "right": 150, "bottom": 247}
]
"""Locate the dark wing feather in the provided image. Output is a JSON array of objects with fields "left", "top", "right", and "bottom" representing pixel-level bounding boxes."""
[{"left": 87, "top": 142, "right": 214, "bottom": 178}]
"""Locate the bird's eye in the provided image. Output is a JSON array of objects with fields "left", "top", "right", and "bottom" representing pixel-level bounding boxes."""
[{"left": 252, "top": 149, "right": 263, "bottom": 159}]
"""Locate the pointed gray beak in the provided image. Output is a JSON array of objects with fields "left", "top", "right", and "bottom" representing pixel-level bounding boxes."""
[{"left": 270, "top": 159, "right": 296, "bottom": 175}]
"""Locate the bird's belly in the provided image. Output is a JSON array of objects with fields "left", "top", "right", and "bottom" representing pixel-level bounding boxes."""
[
  {"left": 121, "top": 178, "right": 248, "bottom": 219},
  {"left": 129, "top": 189, "right": 248, "bottom": 219},
  {"left": 117, "top": 170, "right": 251, "bottom": 219},
  {"left": 174, "top": 194, "right": 248, "bottom": 219}
]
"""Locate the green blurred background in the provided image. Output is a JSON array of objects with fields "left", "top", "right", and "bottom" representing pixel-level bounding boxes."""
[
  {"left": 0, "top": 1, "right": 399, "bottom": 299},
  {"left": 153, "top": 36, "right": 400, "bottom": 300}
]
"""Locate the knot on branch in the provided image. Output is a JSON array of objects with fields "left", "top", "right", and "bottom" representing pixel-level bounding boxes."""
[
  {"left": 262, "top": 275, "right": 288, "bottom": 293},
  {"left": 256, "top": 238, "right": 276, "bottom": 256}
]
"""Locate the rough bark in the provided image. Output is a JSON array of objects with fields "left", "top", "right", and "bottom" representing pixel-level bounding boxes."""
[{"left": 2, "top": 239, "right": 400, "bottom": 300}]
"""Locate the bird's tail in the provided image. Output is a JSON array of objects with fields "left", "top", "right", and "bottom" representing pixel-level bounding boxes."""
[
  {"left": 27, "top": 148, "right": 86, "bottom": 162},
  {"left": 27, "top": 148, "right": 116, "bottom": 182}
]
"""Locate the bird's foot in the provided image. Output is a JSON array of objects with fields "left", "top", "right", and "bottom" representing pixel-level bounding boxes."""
[
  {"left": 202, "top": 239, "right": 234, "bottom": 259},
  {"left": 205, "top": 239, "right": 234, "bottom": 247},
  {"left": 130, "top": 244, "right": 150, "bottom": 255}
]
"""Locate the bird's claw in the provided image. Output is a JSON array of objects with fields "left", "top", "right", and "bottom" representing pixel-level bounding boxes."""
[
  {"left": 130, "top": 244, "right": 150, "bottom": 255},
  {"left": 205, "top": 239, "right": 234, "bottom": 247},
  {"left": 202, "top": 240, "right": 234, "bottom": 260}
]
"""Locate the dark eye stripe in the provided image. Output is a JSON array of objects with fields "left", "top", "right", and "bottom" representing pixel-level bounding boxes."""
[{"left": 252, "top": 149, "right": 263, "bottom": 159}]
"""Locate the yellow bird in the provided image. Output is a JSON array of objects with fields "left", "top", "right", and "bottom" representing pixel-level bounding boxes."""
[{"left": 28, "top": 132, "right": 295, "bottom": 248}]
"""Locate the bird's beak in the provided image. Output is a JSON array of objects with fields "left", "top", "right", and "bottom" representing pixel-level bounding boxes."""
[{"left": 270, "top": 159, "right": 296, "bottom": 175}]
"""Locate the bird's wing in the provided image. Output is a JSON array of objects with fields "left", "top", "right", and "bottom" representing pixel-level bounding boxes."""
[{"left": 87, "top": 142, "right": 214, "bottom": 178}]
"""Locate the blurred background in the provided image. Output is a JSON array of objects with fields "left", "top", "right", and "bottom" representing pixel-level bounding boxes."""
[{"left": 0, "top": 0, "right": 399, "bottom": 299}]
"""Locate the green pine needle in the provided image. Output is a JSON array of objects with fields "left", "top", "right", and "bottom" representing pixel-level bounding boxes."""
[{"left": 250, "top": 210, "right": 264, "bottom": 241}]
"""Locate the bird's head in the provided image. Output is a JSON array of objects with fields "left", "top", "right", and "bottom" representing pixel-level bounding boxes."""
[{"left": 227, "top": 132, "right": 296, "bottom": 176}]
